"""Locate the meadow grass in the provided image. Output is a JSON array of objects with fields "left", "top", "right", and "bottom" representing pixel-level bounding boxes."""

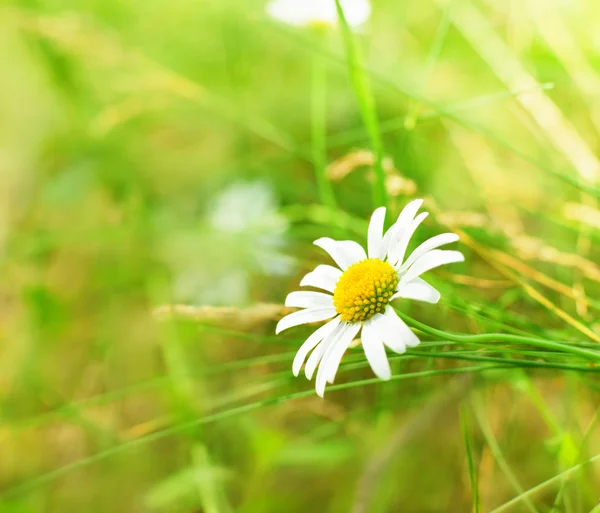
[{"left": 0, "top": 0, "right": 599, "bottom": 511}]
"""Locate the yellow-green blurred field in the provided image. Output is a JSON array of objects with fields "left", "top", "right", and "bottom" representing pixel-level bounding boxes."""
[{"left": 1, "top": 0, "right": 600, "bottom": 511}]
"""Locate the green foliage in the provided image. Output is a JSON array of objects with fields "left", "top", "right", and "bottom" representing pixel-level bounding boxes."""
[{"left": 1, "top": 0, "right": 600, "bottom": 512}]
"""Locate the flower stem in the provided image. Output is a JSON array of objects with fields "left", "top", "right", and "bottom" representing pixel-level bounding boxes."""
[
  {"left": 334, "top": 0, "right": 387, "bottom": 209},
  {"left": 395, "top": 309, "right": 600, "bottom": 363}
]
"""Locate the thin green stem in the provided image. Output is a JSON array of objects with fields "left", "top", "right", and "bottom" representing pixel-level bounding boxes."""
[
  {"left": 474, "top": 400, "right": 542, "bottom": 513},
  {"left": 405, "top": 350, "right": 599, "bottom": 373},
  {"left": 266, "top": 20, "right": 600, "bottom": 198},
  {"left": 404, "top": 0, "right": 453, "bottom": 129},
  {"left": 396, "top": 310, "right": 600, "bottom": 364},
  {"left": 0, "top": 364, "right": 504, "bottom": 502},
  {"left": 489, "top": 452, "right": 600, "bottom": 513},
  {"left": 334, "top": 0, "right": 387, "bottom": 209},
  {"left": 460, "top": 405, "right": 480, "bottom": 513},
  {"left": 327, "top": 83, "right": 554, "bottom": 147}
]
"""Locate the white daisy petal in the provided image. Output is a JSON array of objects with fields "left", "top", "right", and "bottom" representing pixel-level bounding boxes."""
[
  {"left": 381, "top": 307, "right": 421, "bottom": 348},
  {"left": 325, "top": 322, "right": 361, "bottom": 384},
  {"left": 400, "top": 233, "right": 460, "bottom": 272},
  {"left": 393, "top": 277, "right": 441, "bottom": 304},
  {"left": 361, "top": 320, "right": 392, "bottom": 380},
  {"left": 292, "top": 316, "right": 341, "bottom": 376},
  {"left": 285, "top": 291, "right": 334, "bottom": 309},
  {"left": 299, "top": 264, "right": 342, "bottom": 292},
  {"left": 368, "top": 308, "right": 420, "bottom": 353},
  {"left": 381, "top": 228, "right": 393, "bottom": 257},
  {"left": 389, "top": 212, "right": 429, "bottom": 267},
  {"left": 315, "top": 322, "right": 361, "bottom": 396},
  {"left": 367, "top": 312, "right": 405, "bottom": 354},
  {"left": 305, "top": 321, "right": 346, "bottom": 379},
  {"left": 314, "top": 237, "right": 367, "bottom": 270},
  {"left": 275, "top": 307, "right": 337, "bottom": 334},
  {"left": 384, "top": 199, "right": 424, "bottom": 257},
  {"left": 367, "top": 206, "right": 387, "bottom": 259},
  {"left": 400, "top": 249, "right": 465, "bottom": 284},
  {"left": 315, "top": 325, "right": 351, "bottom": 385}
]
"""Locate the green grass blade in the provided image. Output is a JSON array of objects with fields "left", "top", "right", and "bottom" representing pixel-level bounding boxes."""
[
  {"left": 0, "top": 365, "right": 504, "bottom": 501},
  {"left": 334, "top": 0, "right": 387, "bottom": 209},
  {"left": 460, "top": 404, "right": 480, "bottom": 513},
  {"left": 474, "top": 400, "right": 541, "bottom": 513}
]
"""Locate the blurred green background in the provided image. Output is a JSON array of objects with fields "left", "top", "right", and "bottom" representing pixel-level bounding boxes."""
[{"left": 1, "top": 0, "right": 600, "bottom": 511}]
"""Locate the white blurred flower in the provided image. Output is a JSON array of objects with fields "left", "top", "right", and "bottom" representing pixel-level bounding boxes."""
[
  {"left": 266, "top": 0, "right": 371, "bottom": 28},
  {"left": 276, "top": 200, "right": 464, "bottom": 396},
  {"left": 169, "top": 181, "right": 292, "bottom": 306},
  {"left": 208, "top": 180, "right": 286, "bottom": 236}
]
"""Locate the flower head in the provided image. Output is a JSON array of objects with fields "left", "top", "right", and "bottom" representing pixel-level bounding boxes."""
[
  {"left": 266, "top": 0, "right": 371, "bottom": 29},
  {"left": 276, "top": 199, "right": 464, "bottom": 396}
]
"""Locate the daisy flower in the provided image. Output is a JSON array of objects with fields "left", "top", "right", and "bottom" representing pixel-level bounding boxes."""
[
  {"left": 266, "top": 0, "right": 371, "bottom": 29},
  {"left": 276, "top": 199, "right": 464, "bottom": 396}
]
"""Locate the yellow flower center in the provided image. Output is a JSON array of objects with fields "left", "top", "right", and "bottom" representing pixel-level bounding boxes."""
[{"left": 333, "top": 258, "right": 399, "bottom": 323}]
